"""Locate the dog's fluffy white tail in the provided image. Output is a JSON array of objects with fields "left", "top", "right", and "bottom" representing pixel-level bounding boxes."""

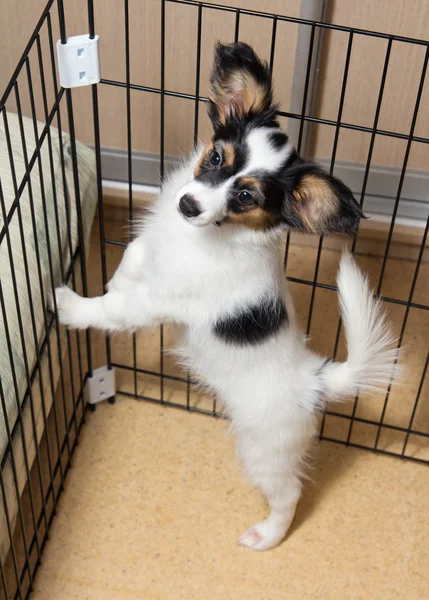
[{"left": 322, "top": 253, "right": 399, "bottom": 400}]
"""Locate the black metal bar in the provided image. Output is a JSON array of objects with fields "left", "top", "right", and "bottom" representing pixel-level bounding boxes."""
[
  {"left": 160, "top": 0, "right": 166, "bottom": 404},
  {"left": 46, "top": 13, "right": 81, "bottom": 442},
  {"left": 117, "top": 389, "right": 227, "bottom": 419},
  {"left": 284, "top": 23, "right": 316, "bottom": 272},
  {"left": 88, "top": 0, "right": 95, "bottom": 39},
  {"left": 193, "top": 3, "right": 203, "bottom": 149},
  {"left": 402, "top": 351, "right": 429, "bottom": 456},
  {"left": 165, "top": 0, "right": 429, "bottom": 48},
  {"left": 98, "top": 78, "right": 429, "bottom": 145},
  {"left": 63, "top": 85, "right": 93, "bottom": 384},
  {"left": 87, "top": 0, "right": 112, "bottom": 372},
  {"left": 0, "top": 496, "right": 11, "bottom": 597},
  {"left": 0, "top": 444, "right": 22, "bottom": 599},
  {"left": 0, "top": 556, "right": 8, "bottom": 600},
  {"left": 286, "top": 275, "right": 429, "bottom": 310},
  {"left": 297, "top": 24, "right": 316, "bottom": 154},
  {"left": 58, "top": 0, "right": 92, "bottom": 400},
  {"left": 320, "top": 436, "right": 429, "bottom": 466},
  {"left": 105, "top": 238, "right": 128, "bottom": 247},
  {"left": 324, "top": 409, "right": 429, "bottom": 438},
  {"left": 112, "top": 362, "right": 200, "bottom": 386},
  {"left": 57, "top": 0, "right": 67, "bottom": 44},
  {"left": 187, "top": 2, "right": 204, "bottom": 409},
  {"left": 234, "top": 9, "right": 240, "bottom": 42},
  {"left": 124, "top": 0, "right": 138, "bottom": 398},
  {"left": 306, "top": 31, "right": 354, "bottom": 337},
  {"left": 23, "top": 56, "right": 66, "bottom": 489},
  {"left": 353, "top": 38, "right": 393, "bottom": 237},
  {"left": 269, "top": 17, "right": 278, "bottom": 72}
]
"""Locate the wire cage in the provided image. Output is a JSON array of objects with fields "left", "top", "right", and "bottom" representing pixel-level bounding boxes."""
[{"left": 0, "top": 0, "right": 428, "bottom": 597}]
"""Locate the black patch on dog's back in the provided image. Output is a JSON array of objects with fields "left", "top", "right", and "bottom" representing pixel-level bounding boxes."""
[{"left": 213, "top": 297, "right": 287, "bottom": 345}]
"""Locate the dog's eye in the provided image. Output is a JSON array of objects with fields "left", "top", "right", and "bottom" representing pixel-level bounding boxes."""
[
  {"left": 238, "top": 190, "right": 253, "bottom": 203},
  {"left": 209, "top": 151, "right": 222, "bottom": 166}
]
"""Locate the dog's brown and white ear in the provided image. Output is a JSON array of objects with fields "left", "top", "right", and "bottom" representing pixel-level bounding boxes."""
[
  {"left": 209, "top": 42, "right": 273, "bottom": 127},
  {"left": 284, "top": 162, "right": 363, "bottom": 235}
]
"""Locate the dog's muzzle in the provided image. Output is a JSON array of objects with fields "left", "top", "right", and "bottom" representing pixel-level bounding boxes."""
[{"left": 178, "top": 194, "right": 202, "bottom": 219}]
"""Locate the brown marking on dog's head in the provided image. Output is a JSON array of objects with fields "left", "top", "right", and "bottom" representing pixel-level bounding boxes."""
[
  {"left": 223, "top": 143, "right": 235, "bottom": 168},
  {"left": 292, "top": 173, "right": 341, "bottom": 233},
  {"left": 226, "top": 205, "right": 275, "bottom": 231},
  {"left": 208, "top": 42, "right": 275, "bottom": 128},
  {"left": 210, "top": 70, "right": 270, "bottom": 125},
  {"left": 194, "top": 142, "right": 214, "bottom": 178},
  {"left": 238, "top": 176, "right": 262, "bottom": 192}
]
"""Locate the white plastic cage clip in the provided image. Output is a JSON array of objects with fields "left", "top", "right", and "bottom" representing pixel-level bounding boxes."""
[
  {"left": 56, "top": 34, "right": 100, "bottom": 88},
  {"left": 86, "top": 365, "right": 116, "bottom": 410}
]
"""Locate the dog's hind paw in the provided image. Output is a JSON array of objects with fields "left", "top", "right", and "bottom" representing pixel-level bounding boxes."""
[{"left": 238, "top": 519, "right": 286, "bottom": 551}]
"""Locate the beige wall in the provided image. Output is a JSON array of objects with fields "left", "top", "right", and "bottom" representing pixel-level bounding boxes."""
[
  {"left": 311, "top": 0, "right": 429, "bottom": 169},
  {"left": 0, "top": 0, "right": 48, "bottom": 84},
  {"left": 1, "top": 0, "right": 429, "bottom": 169},
  {"left": 69, "top": 0, "right": 302, "bottom": 156}
]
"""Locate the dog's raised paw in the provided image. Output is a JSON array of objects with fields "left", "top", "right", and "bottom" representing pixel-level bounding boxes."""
[{"left": 51, "top": 286, "right": 80, "bottom": 327}]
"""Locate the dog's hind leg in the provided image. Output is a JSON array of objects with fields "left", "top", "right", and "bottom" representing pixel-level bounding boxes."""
[{"left": 236, "top": 429, "right": 310, "bottom": 551}]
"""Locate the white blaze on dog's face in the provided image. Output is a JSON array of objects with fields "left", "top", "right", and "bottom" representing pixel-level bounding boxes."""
[{"left": 176, "top": 42, "right": 362, "bottom": 234}]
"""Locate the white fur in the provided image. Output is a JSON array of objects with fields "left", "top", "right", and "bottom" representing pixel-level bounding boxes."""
[
  {"left": 53, "top": 154, "right": 398, "bottom": 552},
  {"left": 174, "top": 128, "right": 293, "bottom": 227},
  {"left": 241, "top": 128, "right": 292, "bottom": 174},
  {"left": 174, "top": 174, "right": 230, "bottom": 227}
]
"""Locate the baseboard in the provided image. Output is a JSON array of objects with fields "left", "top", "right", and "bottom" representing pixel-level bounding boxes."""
[
  {"left": 317, "top": 158, "right": 429, "bottom": 224},
  {"left": 100, "top": 147, "right": 177, "bottom": 187},
  {"left": 99, "top": 147, "right": 429, "bottom": 227}
]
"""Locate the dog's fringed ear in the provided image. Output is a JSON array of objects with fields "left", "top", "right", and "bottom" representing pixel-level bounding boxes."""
[
  {"left": 208, "top": 42, "right": 273, "bottom": 127},
  {"left": 283, "top": 162, "right": 364, "bottom": 235}
]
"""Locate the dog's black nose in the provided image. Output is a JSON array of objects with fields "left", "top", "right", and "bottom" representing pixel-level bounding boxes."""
[{"left": 179, "top": 194, "right": 201, "bottom": 218}]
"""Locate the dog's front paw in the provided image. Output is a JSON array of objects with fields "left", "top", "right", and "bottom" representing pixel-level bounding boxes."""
[
  {"left": 106, "top": 272, "right": 133, "bottom": 292},
  {"left": 51, "top": 286, "right": 82, "bottom": 328}
]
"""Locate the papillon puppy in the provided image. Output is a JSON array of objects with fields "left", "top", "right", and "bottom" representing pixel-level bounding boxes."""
[{"left": 53, "top": 42, "right": 397, "bottom": 551}]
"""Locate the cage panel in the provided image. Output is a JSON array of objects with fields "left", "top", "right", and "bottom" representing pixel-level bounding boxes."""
[{"left": 1, "top": 1, "right": 429, "bottom": 598}]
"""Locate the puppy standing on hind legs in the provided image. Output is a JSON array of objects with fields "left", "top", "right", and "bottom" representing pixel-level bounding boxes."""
[{"left": 53, "top": 42, "right": 399, "bottom": 551}]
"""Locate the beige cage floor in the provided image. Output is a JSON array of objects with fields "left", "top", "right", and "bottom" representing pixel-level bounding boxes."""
[{"left": 32, "top": 216, "right": 429, "bottom": 599}]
